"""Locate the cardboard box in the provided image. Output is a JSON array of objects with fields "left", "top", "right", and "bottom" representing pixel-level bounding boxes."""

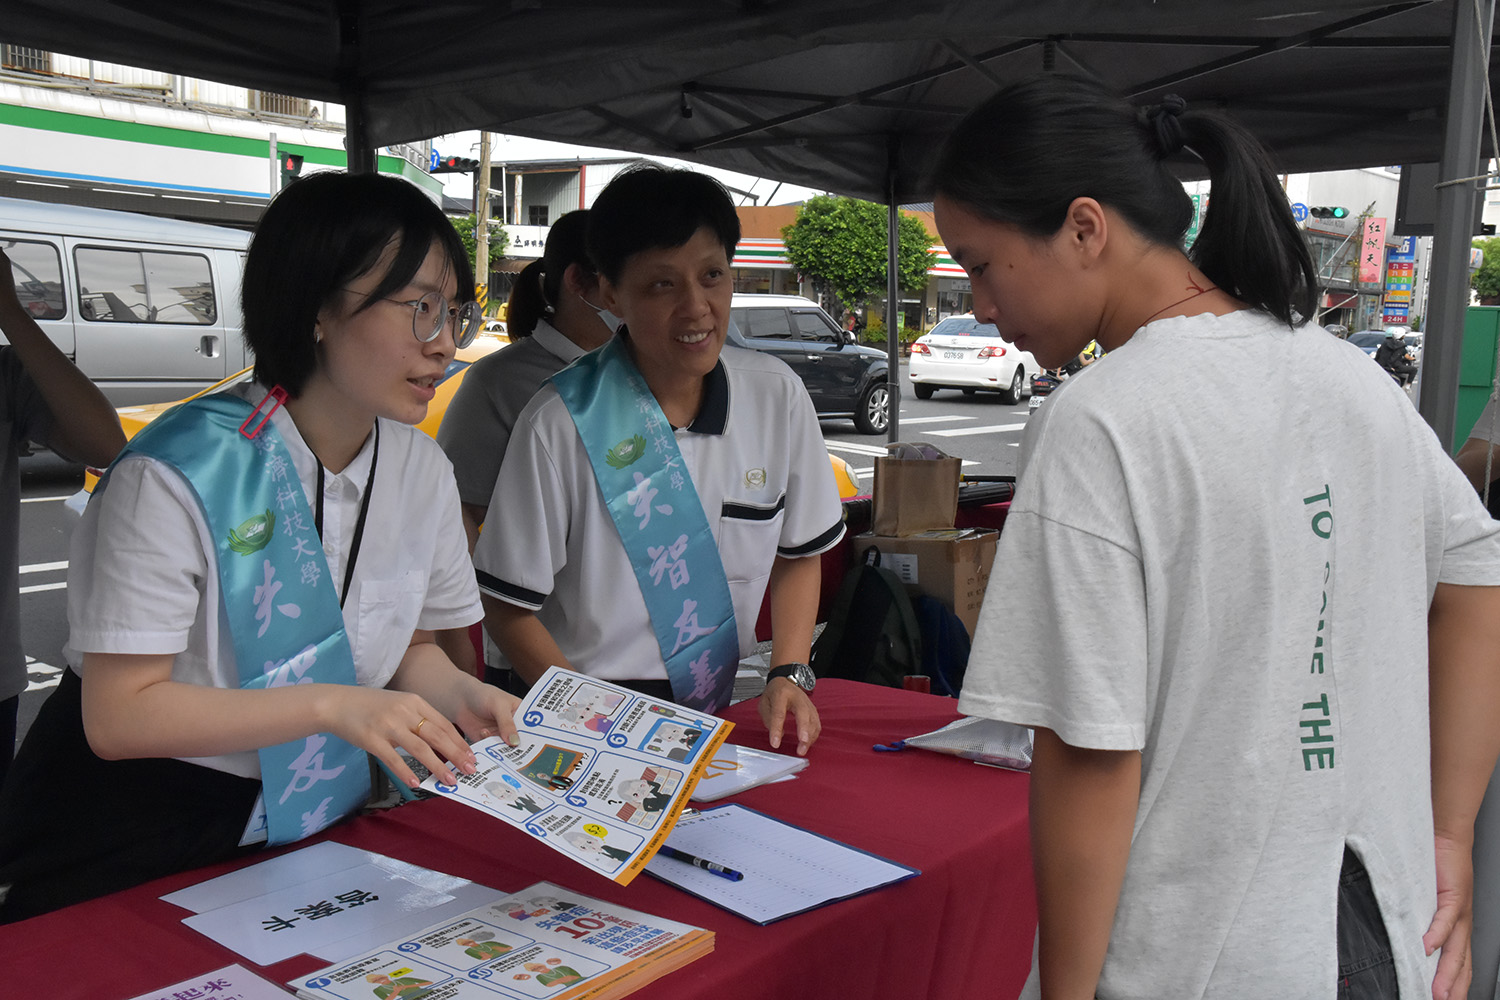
[
  {"left": 871, "top": 456, "right": 961, "bottom": 536},
  {"left": 854, "top": 528, "right": 999, "bottom": 639}
]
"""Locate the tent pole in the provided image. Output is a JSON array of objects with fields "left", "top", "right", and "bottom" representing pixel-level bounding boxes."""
[
  {"left": 1416, "top": 0, "right": 1494, "bottom": 451},
  {"left": 339, "top": 0, "right": 375, "bottom": 175},
  {"left": 886, "top": 135, "right": 901, "bottom": 443},
  {"left": 344, "top": 105, "right": 376, "bottom": 174}
]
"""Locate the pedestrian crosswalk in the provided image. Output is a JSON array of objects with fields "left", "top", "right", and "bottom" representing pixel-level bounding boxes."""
[
  {"left": 19, "top": 560, "right": 68, "bottom": 595},
  {"left": 25, "top": 656, "right": 62, "bottom": 692},
  {"left": 826, "top": 411, "right": 1021, "bottom": 477}
]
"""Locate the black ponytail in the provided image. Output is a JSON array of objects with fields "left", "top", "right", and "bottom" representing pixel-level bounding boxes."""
[
  {"left": 505, "top": 209, "right": 593, "bottom": 340},
  {"left": 505, "top": 260, "right": 548, "bottom": 339},
  {"left": 1179, "top": 111, "right": 1316, "bottom": 326},
  {"left": 932, "top": 74, "right": 1314, "bottom": 327}
]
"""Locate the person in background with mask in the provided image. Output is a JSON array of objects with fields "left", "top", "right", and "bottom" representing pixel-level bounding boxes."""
[{"left": 436, "top": 210, "right": 616, "bottom": 686}]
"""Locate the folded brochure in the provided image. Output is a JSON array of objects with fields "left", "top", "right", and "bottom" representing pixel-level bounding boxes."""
[
  {"left": 292, "top": 881, "right": 712, "bottom": 1000},
  {"left": 421, "top": 666, "right": 731, "bottom": 885},
  {"left": 689, "top": 743, "right": 807, "bottom": 802},
  {"left": 904, "top": 716, "right": 1033, "bottom": 770}
]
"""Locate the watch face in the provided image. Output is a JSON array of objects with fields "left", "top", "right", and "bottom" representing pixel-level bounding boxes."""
[{"left": 770, "top": 662, "right": 815, "bottom": 691}]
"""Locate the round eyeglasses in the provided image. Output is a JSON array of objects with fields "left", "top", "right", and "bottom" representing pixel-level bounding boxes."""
[{"left": 348, "top": 288, "right": 484, "bottom": 349}]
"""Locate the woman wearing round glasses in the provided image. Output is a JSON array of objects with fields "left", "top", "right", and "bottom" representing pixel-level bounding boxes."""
[{"left": 0, "top": 171, "right": 520, "bottom": 921}]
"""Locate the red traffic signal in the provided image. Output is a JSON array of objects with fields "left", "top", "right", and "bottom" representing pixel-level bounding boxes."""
[
  {"left": 431, "top": 155, "right": 479, "bottom": 174},
  {"left": 279, "top": 153, "right": 304, "bottom": 186}
]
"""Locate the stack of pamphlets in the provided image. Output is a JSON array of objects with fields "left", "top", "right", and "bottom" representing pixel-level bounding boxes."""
[
  {"left": 420, "top": 667, "right": 731, "bottom": 885},
  {"left": 688, "top": 743, "right": 807, "bottom": 802},
  {"left": 290, "top": 881, "right": 712, "bottom": 1000}
]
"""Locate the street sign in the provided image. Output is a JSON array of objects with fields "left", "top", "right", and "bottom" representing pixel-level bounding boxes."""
[
  {"left": 428, "top": 149, "right": 439, "bottom": 172},
  {"left": 1291, "top": 202, "right": 1308, "bottom": 222}
]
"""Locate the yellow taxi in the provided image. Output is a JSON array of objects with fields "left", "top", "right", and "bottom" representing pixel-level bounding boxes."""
[{"left": 82, "top": 331, "right": 862, "bottom": 498}]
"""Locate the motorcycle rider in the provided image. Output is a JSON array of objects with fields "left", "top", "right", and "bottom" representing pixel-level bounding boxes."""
[{"left": 1374, "top": 329, "right": 1418, "bottom": 385}]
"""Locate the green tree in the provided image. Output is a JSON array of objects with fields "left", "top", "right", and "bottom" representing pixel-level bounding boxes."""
[
  {"left": 451, "top": 214, "right": 509, "bottom": 284},
  {"left": 1473, "top": 237, "right": 1500, "bottom": 302},
  {"left": 781, "top": 195, "right": 933, "bottom": 320}
]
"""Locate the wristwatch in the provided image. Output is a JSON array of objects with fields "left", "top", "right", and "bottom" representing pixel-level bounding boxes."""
[{"left": 766, "top": 661, "right": 816, "bottom": 693}]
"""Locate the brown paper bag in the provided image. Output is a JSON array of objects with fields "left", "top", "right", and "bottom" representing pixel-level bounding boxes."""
[{"left": 871, "top": 456, "right": 961, "bottom": 536}]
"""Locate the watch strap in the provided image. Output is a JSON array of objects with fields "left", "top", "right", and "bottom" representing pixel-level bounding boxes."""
[{"left": 766, "top": 661, "right": 815, "bottom": 691}]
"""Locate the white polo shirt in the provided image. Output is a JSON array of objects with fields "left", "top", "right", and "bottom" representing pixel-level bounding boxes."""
[
  {"left": 473, "top": 344, "right": 845, "bottom": 683},
  {"left": 66, "top": 382, "right": 482, "bottom": 779}
]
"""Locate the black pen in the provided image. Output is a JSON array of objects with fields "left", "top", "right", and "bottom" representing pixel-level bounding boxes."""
[{"left": 658, "top": 845, "right": 744, "bottom": 881}]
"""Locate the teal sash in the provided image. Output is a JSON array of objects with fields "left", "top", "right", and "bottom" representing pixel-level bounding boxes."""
[
  {"left": 550, "top": 337, "right": 738, "bottom": 712},
  {"left": 97, "top": 393, "right": 370, "bottom": 845}
]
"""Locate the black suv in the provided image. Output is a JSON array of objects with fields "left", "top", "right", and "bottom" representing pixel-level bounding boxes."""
[{"left": 726, "top": 294, "right": 891, "bottom": 434}]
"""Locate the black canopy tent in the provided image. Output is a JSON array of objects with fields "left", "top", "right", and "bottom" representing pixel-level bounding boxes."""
[
  {"left": 11, "top": 0, "right": 1496, "bottom": 443},
  {"left": 1, "top": 1, "right": 1485, "bottom": 199}
]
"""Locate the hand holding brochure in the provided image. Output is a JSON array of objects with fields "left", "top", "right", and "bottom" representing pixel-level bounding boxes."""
[{"left": 421, "top": 667, "right": 730, "bottom": 884}]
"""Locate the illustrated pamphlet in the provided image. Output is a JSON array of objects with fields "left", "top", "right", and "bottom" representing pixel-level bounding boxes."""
[
  {"left": 905, "top": 717, "right": 1033, "bottom": 771},
  {"left": 689, "top": 743, "right": 807, "bottom": 802},
  {"left": 421, "top": 666, "right": 731, "bottom": 885},
  {"left": 643, "top": 803, "right": 919, "bottom": 925},
  {"left": 292, "top": 881, "right": 712, "bottom": 1000}
]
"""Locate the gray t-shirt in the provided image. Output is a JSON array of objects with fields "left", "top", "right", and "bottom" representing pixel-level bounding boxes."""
[
  {"left": 958, "top": 310, "right": 1500, "bottom": 998},
  {"left": 1, "top": 346, "right": 56, "bottom": 702},
  {"left": 437, "top": 320, "right": 588, "bottom": 510}
]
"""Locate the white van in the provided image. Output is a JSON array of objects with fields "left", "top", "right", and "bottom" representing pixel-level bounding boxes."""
[{"left": 1, "top": 196, "right": 250, "bottom": 406}]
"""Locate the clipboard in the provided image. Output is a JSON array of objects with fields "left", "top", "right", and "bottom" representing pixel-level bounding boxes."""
[{"left": 643, "top": 803, "right": 919, "bottom": 925}]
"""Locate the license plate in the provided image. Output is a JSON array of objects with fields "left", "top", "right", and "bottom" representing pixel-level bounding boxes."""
[
  {"left": 943, "top": 350, "right": 965, "bottom": 360},
  {"left": 1028, "top": 395, "right": 1044, "bottom": 411}
]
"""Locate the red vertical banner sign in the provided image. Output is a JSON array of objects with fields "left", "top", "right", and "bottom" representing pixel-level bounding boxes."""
[{"left": 1359, "top": 217, "right": 1387, "bottom": 284}]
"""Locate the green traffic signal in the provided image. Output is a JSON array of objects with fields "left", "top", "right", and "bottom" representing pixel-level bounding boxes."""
[{"left": 1309, "top": 206, "right": 1350, "bottom": 220}]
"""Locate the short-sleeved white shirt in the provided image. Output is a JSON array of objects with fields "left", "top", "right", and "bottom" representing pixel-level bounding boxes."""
[
  {"left": 959, "top": 310, "right": 1500, "bottom": 999},
  {"left": 66, "top": 382, "right": 482, "bottom": 779},
  {"left": 472, "top": 344, "right": 845, "bottom": 682},
  {"left": 438, "top": 320, "right": 588, "bottom": 509}
]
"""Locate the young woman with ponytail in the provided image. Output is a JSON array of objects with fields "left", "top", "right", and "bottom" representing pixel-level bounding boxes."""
[
  {"left": 438, "top": 209, "right": 617, "bottom": 545},
  {"left": 436, "top": 211, "right": 617, "bottom": 687},
  {"left": 939, "top": 75, "right": 1500, "bottom": 1000}
]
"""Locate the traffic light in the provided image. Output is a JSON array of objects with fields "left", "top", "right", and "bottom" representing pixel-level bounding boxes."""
[
  {"left": 1309, "top": 206, "right": 1349, "bottom": 219},
  {"left": 279, "top": 153, "right": 304, "bottom": 187},
  {"left": 431, "top": 155, "right": 479, "bottom": 174}
]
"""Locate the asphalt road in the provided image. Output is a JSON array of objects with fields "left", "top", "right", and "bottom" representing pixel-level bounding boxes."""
[{"left": 11, "top": 364, "right": 1031, "bottom": 753}]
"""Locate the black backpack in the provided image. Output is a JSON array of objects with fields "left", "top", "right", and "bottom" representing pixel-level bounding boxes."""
[
  {"left": 812, "top": 547, "right": 922, "bottom": 688},
  {"left": 812, "top": 546, "right": 975, "bottom": 694}
]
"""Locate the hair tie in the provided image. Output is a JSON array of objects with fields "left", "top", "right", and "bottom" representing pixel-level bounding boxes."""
[
  {"left": 1143, "top": 94, "right": 1187, "bottom": 157},
  {"left": 538, "top": 268, "right": 556, "bottom": 314}
]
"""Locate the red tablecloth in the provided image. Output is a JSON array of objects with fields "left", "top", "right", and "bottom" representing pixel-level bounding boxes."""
[{"left": 5, "top": 680, "right": 1036, "bottom": 999}]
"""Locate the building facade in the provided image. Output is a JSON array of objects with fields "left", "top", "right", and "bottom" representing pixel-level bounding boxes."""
[{"left": 0, "top": 44, "right": 441, "bottom": 227}]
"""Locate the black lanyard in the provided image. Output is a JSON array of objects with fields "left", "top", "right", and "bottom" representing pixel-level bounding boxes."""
[{"left": 313, "top": 422, "right": 380, "bottom": 608}]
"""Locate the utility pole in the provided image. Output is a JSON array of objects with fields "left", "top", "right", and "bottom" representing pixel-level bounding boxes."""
[{"left": 475, "top": 131, "right": 492, "bottom": 309}]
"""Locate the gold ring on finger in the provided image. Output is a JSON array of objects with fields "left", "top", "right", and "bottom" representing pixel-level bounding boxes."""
[{"left": 414, "top": 717, "right": 428, "bottom": 735}]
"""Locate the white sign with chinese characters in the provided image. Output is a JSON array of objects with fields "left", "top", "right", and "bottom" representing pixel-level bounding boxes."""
[{"left": 182, "top": 863, "right": 456, "bottom": 966}]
